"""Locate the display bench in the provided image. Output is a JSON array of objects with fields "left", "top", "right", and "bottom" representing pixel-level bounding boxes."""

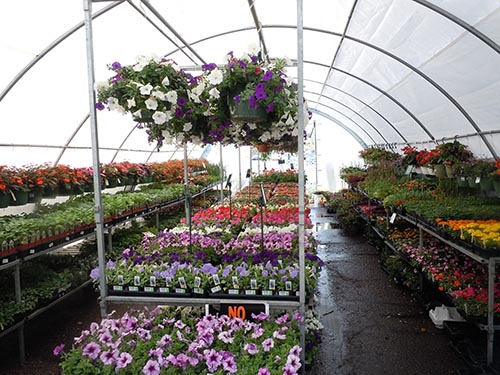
[
  {"left": 353, "top": 190, "right": 500, "bottom": 366},
  {"left": 0, "top": 180, "right": 221, "bottom": 364}
]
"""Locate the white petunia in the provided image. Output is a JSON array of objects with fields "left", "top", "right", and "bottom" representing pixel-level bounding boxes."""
[
  {"left": 161, "top": 76, "right": 170, "bottom": 86},
  {"left": 248, "top": 43, "right": 259, "bottom": 55},
  {"left": 152, "top": 111, "right": 167, "bottom": 125},
  {"left": 165, "top": 90, "right": 178, "bottom": 104},
  {"left": 152, "top": 90, "right": 166, "bottom": 100},
  {"left": 107, "top": 97, "right": 124, "bottom": 113},
  {"left": 208, "top": 87, "right": 220, "bottom": 99},
  {"left": 139, "top": 84, "right": 153, "bottom": 95},
  {"left": 207, "top": 69, "right": 223, "bottom": 85},
  {"left": 94, "top": 80, "right": 110, "bottom": 92},
  {"left": 132, "top": 109, "right": 142, "bottom": 119},
  {"left": 247, "top": 122, "right": 257, "bottom": 130},
  {"left": 183, "top": 122, "right": 193, "bottom": 132},
  {"left": 145, "top": 98, "right": 158, "bottom": 110},
  {"left": 192, "top": 81, "right": 206, "bottom": 96},
  {"left": 127, "top": 98, "right": 136, "bottom": 109}
]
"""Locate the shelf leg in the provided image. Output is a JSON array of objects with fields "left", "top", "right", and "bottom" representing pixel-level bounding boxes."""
[
  {"left": 487, "top": 257, "right": 495, "bottom": 366},
  {"left": 14, "top": 263, "right": 25, "bottom": 364},
  {"left": 107, "top": 229, "right": 113, "bottom": 253}
]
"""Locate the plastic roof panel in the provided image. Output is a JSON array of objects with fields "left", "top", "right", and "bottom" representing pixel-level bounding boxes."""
[{"left": 1, "top": 0, "right": 499, "bottom": 167}]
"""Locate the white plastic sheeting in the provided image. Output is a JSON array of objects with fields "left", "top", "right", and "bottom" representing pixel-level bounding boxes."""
[{"left": 1, "top": 0, "right": 499, "bottom": 169}]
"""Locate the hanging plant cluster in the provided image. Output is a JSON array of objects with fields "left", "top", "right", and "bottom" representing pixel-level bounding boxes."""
[{"left": 95, "top": 47, "right": 308, "bottom": 150}]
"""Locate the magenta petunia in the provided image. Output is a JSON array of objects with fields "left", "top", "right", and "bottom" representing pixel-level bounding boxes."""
[{"left": 142, "top": 359, "right": 160, "bottom": 375}]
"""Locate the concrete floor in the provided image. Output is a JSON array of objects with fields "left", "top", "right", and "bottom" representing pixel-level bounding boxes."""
[{"left": 309, "top": 206, "right": 465, "bottom": 375}]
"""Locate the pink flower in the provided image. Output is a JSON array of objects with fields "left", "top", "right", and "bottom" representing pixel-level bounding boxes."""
[
  {"left": 142, "top": 359, "right": 160, "bottom": 375},
  {"left": 82, "top": 342, "right": 101, "bottom": 360},
  {"left": 258, "top": 368, "right": 271, "bottom": 375},
  {"left": 52, "top": 344, "right": 65, "bottom": 356}
]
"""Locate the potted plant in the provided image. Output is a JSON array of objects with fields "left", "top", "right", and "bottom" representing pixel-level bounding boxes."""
[
  {"left": 96, "top": 57, "right": 221, "bottom": 148},
  {"left": 436, "top": 141, "right": 473, "bottom": 177},
  {"left": 207, "top": 48, "right": 301, "bottom": 149}
]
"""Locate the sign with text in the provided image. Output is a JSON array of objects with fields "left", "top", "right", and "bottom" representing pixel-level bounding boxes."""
[{"left": 207, "top": 302, "right": 268, "bottom": 321}]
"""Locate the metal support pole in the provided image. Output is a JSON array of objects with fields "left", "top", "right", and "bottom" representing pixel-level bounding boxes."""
[
  {"left": 155, "top": 211, "right": 160, "bottom": 232},
  {"left": 183, "top": 144, "right": 192, "bottom": 251},
  {"left": 84, "top": 0, "right": 107, "bottom": 318},
  {"left": 238, "top": 147, "right": 242, "bottom": 191},
  {"left": 487, "top": 257, "right": 496, "bottom": 365},
  {"left": 314, "top": 121, "right": 318, "bottom": 191},
  {"left": 297, "top": 0, "right": 306, "bottom": 371},
  {"left": 14, "top": 264, "right": 25, "bottom": 364},
  {"left": 107, "top": 229, "right": 113, "bottom": 252},
  {"left": 219, "top": 143, "right": 224, "bottom": 202}
]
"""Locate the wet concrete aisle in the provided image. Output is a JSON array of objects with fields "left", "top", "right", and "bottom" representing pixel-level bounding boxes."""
[{"left": 309, "top": 206, "right": 463, "bottom": 375}]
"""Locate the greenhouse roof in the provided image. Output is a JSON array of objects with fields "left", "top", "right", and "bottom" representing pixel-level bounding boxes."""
[{"left": 1, "top": 0, "right": 499, "bottom": 167}]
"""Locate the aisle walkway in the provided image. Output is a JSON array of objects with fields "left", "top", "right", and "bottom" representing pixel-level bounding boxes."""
[{"left": 309, "top": 206, "right": 462, "bottom": 375}]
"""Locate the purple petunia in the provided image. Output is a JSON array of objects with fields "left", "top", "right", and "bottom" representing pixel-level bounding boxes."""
[
  {"left": 82, "top": 342, "right": 101, "bottom": 360},
  {"left": 52, "top": 344, "right": 65, "bottom": 356},
  {"left": 262, "top": 338, "right": 274, "bottom": 352},
  {"left": 111, "top": 61, "right": 122, "bottom": 70},
  {"left": 116, "top": 352, "right": 132, "bottom": 369},
  {"left": 258, "top": 368, "right": 271, "bottom": 375},
  {"left": 95, "top": 102, "right": 105, "bottom": 111},
  {"left": 204, "top": 349, "right": 223, "bottom": 372},
  {"left": 142, "top": 359, "right": 160, "bottom": 375}
]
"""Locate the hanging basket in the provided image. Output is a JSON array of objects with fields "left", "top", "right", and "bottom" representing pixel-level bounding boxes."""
[
  {"left": 27, "top": 189, "right": 44, "bottom": 204},
  {"left": 10, "top": 190, "right": 29, "bottom": 206},
  {"left": 227, "top": 88, "right": 267, "bottom": 123}
]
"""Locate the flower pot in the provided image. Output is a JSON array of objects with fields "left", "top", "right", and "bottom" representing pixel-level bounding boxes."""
[
  {"left": 27, "top": 189, "right": 43, "bottom": 204},
  {"left": 467, "top": 177, "right": 479, "bottom": 188},
  {"left": 493, "top": 178, "right": 500, "bottom": 194},
  {"left": 456, "top": 176, "right": 468, "bottom": 188},
  {"left": 43, "top": 186, "right": 58, "bottom": 198},
  {"left": 106, "top": 177, "right": 118, "bottom": 188},
  {"left": 255, "top": 144, "right": 270, "bottom": 153},
  {"left": 479, "top": 176, "right": 494, "bottom": 192},
  {"left": 228, "top": 88, "right": 268, "bottom": 123},
  {"left": 445, "top": 164, "right": 455, "bottom": 178},
  {"left": 58, "top": 184, "right": 73, "bottom": 196},
  {"left": 432, "top": 164, "right": 447, "bottom": 179},
  {"left": 10, "top": 190, "right": 29, "bottom": 206},
  {"left": 0, "top": 191, "right": 10, "bottom": 208}
]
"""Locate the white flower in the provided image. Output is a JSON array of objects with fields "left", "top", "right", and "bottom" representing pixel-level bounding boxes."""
[
  {"left": 145, "top": 98, "right": 158, "bottom": 110},
  {"left": 165, "top": 90, "right": 178, "bottom": 104},
  {"left": 107, "top": 97, "right": 125, "bottom": 113},
  {"left": 94, "top": 80, "right": 110, "bottom": 92},
  {"left": 208, "top": 87, "right": 220, "bottom": 99},
  {"left": 247, "top": 122, "right": 257, "bottom": 130},
  {"left": 192, "top": 81, "right": 206, "bottom": 96},
  {"left": 183, "top": 123, "right": 193, "bottom": 132},
  {"left": 161, "top": 76, "right": 170, "bottom": 86},
  {"left": 152, "top": 90, "right": 166, "bottom": 100},
  {"left": 152, "top": 111, "right": 168, "bottom": 125},
  {"left": 248, "top": 43, "right": 260, "bottom": 55},
  {"left": 140, "top": 84, "right": 153, "bottom": 95},
  {"left": 132, "top": 109, "right": 142, "bottom": 119},
  {"left": 127, "top": 98, "right": 136, "bottom": 109},
  {"left": 207, "top": 69, "right": 223, "bottom": 85}
]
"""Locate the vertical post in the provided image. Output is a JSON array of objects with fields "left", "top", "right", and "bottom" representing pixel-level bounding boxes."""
[
  {"left": 155, "top": 211, "right": 160, "bottom": 232},
  {"left": 219, "top": 143, "right": 224, "bottom": 202},
  {"left": 183, "top": 144, "right": 192, "bottom": 251},
  {"left": 296, "top": 0, "right": 306, "bottom": 371},
  {"left": 314, "top": 121, "right": 318, "bottom": 191},
  {"left": 14, "top": 264, "right": 25, "bottom": 364},
  {"left": 238, "top": 147, "right": 242, "bottom": 191},
  {"left": 107, "top": 229, "right": 113, "bottom": 253},
  {"left": 487, "top": 257, "right": 495, "bottom": 365},
  {"left": 84, "top": 0, "right": 107, "bottom": 318}
]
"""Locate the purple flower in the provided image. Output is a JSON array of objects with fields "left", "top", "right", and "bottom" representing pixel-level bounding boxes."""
[
  {"left": 248, "top": 95, "right": 257, "bottom": 108},
  {"left": 142, "top": 359, "right": 160, "bottom": 375},
  {"left": 82, "top": 342, "right": 101, "bottom": 360},
  {"left": 244, "top": 343, "right": 259, "bottom": 355},
  {"left": 111, "top": 61, "right": 122, "bottom": 70},
  {"left": 95, "top": 102, "right": 105, "bottom": 111},
  {"left": 265, "top": 102, "right": 274, "bottom": 113},
  {"left": 52, "top": 344, "right": 64, "bottom": 356},
  {"left": 282, "top": 364, "right": 298, "bottom": 375},
  {"left": 89, "top": 267, "right": 99, "bottom": 279},
  {"left": 100, "top": 349, "right": 118, "bottom": 365},
  {"left": 233, "top": 94, "right": 241, "bottom": 104},
  {"left": 106, "top": 260, "right": 115, "bottom": 269},
  {"left": 286, "top": 354, "right": 302, "bottom": 371},
  {"left": 222, "top": 354, "right": 238, "bottom": 373},
  {"left": 204, "top": 349, "right": 222, "bottom": 372},
  {"left": 116, "top": 352, "right": 132, "bottom": 369},
  {"left": 258, "top": 368, "right": 271, "bottom": 375},
  {"left": 201, "top": 63, "right": 217, "bottom": 71},
  {"left": 262, "top": 338, "right": 274, "bottom": 352},
  {"left": 263, "top": 70, "right": 273, "bottom": 81},
  {"left": 177, "top": 97, "right": 187, "bottom": 106}
]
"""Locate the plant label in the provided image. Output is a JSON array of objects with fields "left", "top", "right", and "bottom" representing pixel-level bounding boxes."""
[
  {"left": 134, "top": 276, "right": 141, "bottom": 286},
  {"left": 178, "top": 277, "right": 187, "bottom": 289},
  {"left": 212, "top": 274, "right": 220, "bottom": 285},
  {"left": 149, "top": 276, "right": 156, "bottom": 287},
  {"left": 194, "top": 276, "right": 201, "bottom": 288},
  {"left": 390, "top": 213, "right": 397, "bottom": 224}
]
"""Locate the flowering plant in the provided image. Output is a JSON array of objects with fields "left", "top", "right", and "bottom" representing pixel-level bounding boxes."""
[
  {"left": 203, "top": 47, "right": 302, "bottom": 148},
  {"left": 96, "top": 56, "right": 222, "bottom": 148}
]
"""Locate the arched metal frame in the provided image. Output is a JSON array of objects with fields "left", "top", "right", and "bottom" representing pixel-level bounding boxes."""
[
  {"left": 1, "top": 1, "right": 499, "bottom": 163},
  {"left": 304, "top": 90, "right": 388, "bottom": 143},
  {"left": 309, "top": 108, "right": 368, "bottom": 149},
  {"left": 305, "top": 78, "right": 408, "bottom": 143}
]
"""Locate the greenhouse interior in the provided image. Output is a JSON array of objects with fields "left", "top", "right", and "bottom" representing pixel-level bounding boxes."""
[{"left": 1, "top": 0, "right": 500, "bottom": 374}]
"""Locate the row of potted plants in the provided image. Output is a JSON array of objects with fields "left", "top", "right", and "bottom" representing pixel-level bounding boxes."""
[
  {"left": 96, "top": 48, "right": 309, "bottom": 150},
  {"left": 0, "top": 159, "right": 218, "bottom": 208},
  {"left": 356, "top": 142, "right": 500, "bottom": 193},
  {"left": 0, "top": 180, "right": 221, "bottom": 262}
]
